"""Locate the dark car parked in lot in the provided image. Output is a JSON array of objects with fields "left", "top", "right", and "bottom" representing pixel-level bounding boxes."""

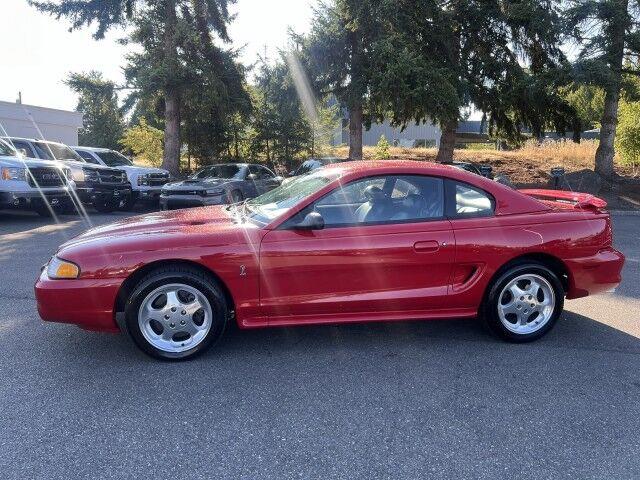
[{"left": 160, "top": 163, "right": 282, "bottom": 210}]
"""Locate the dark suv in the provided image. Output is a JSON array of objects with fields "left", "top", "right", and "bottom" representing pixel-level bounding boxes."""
[{"left": 3, "top": 137, "right": 132, "bottom": 213}]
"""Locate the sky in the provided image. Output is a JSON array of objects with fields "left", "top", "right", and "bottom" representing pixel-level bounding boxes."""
[{"left": 0, "top": 0, "right": 319, "bottom": 111}]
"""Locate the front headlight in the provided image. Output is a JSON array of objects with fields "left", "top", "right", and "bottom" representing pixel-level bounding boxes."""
[
  {"left": 1, "top": 167, "right": 27, "bottom": 181},
  {"left": 205, "top": 188, "right": 225, "bottom": 196},
  {"left": 82, "top": 168, "right": 99, "bottom": 182},
  {"left": 47, "top": 257, "right": 80, "bottom": 279}
]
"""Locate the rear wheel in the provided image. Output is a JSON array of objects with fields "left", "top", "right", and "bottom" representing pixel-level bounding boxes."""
[
  {"left": 482, "top": 263, "right": 564, "bottom": 342},
  {"left": 124, "top": 267, "right": 228, "bottom": 360}
]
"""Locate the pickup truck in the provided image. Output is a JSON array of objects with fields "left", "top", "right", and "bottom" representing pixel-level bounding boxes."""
[
  {"left": 73, "top": 146, "right": 170, "bottom": 210},
  {"left": 0, "top": 138, "right": 74, "bottom": 217},
  {"left": 3, "top": 137, "right": 132, "bottom": 213}
]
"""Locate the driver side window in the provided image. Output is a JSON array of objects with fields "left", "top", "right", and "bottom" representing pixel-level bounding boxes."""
[{"left": 308, "top": 175, "right": 444, "bottom": 227}]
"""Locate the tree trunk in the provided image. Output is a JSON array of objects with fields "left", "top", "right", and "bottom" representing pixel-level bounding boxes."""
[
  {"left": 349, "top": 104, "right": 363, "bottom": 160},
  {"left": 436, "top": 119, "right": 458, "bottom": 163},
  {"left": 163, "top": 88, "right": 181, "bottom": 175},
  {"left": 594, "top": 0, "right": 628, "bottom": 177},
  {"left": 161, "top": 0, "right": 180, "bottom": 176}
]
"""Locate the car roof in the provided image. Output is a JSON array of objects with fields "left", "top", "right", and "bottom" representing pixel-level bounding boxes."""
[
  {"left": 72, "top": 146, "right": 112, "bottom": 152},
  {"left": 2, "top": 136, "right": 67, "bottom": 146},
  {"left": 307, "top": 160, "right": 548, "bottom": 217}
]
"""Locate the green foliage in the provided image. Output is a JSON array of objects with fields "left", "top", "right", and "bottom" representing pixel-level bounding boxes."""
[
  {"left": 65, "top": 71, "right": 125, "bottom": 149},
  {"left": 561, "top": 84, "right": 605, "bottom": 130},
  {"left": 120, "top": 118, "right": 164, "bottom": 167},
  {"left": 374, "top": 135, "right": 391, "bottom": 159},
  {"left": 251, "top": 57, "right": 313, "bottom": 166},
  {"left": 309, "top": 103, "right": 340, "bottom": 157},
  {"left": 615, "top": 99, "right": 640, "bottom": 169}
]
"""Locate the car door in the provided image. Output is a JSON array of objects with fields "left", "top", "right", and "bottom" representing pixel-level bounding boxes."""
[{"left": 259, "top": 174, "right": 455, "bottom": 320}]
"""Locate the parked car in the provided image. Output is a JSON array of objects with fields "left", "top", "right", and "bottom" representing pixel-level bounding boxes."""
[
  {"left": 446, "top": 161, "right": 493, "bottom": 178},
  {"left": 3, "top": 137, "right": 131, "bottom": 213},
  {"left": 72, "top": 146, "right": 170, "bottom": 209},
  {"left": 35, "top": 160, "right": 624, "bottom": 360},
  {"left": 160, "top": 163, "right": 281, "bottom": 210},
  {"left": 0, "top": 138, "right": 74, "bottom": 216},
  {"left": 286, "top": 157, "right": 347, "bottom": 180}
]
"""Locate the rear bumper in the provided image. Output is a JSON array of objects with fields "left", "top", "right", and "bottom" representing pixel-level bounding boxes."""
[
  {"left": 34, "top": 269, "right": 122, "bottom": 333},
  {"left": 565, "top": 247, "right": 625, "bottom": 299}
]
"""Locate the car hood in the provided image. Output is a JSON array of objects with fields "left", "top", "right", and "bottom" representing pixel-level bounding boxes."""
[
  {"left": 163, "top": 178, "right": 232, "bottom": 190},
  {"left": 119, "top": 165, "right": 168, "bottom": 175},
  {"left": 63, "top": 207, "right": 237, "bottom": 249}
]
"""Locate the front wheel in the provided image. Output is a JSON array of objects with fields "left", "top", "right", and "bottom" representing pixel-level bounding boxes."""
[
  {"left": 482, "top": 263, "right": 564, "bottom": 342},
  {"left": 124, "top": 267, "right": 228, "bottom": 360},
  {"left": 93, "top": 199, "right": 116, "bottom": 213}
]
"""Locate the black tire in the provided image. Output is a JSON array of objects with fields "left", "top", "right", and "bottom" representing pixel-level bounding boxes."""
[
  {"left": 229, "top": 189, "right": 243, "bottom": 203},
  {"left": 124, "top": 266, "right": 229, "bottom": 360},
  {"left": 33, "top": 202, "right": 53, "bottom": 217},
  {"left": 118, "top": 195, "right": 137, "bottom": 211},
  {"left": 481, "top": 262, "right": 564, "bottom": 342},
  {"left": 93, "top": 199, "right": 116, "bottom": 213}
]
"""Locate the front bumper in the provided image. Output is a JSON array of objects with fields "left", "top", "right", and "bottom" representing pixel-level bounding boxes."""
[
  {"left": 159, "top": 193, "right": 227, "bottom": 210},
  {"left": 0, "top": 188, "right": 72, "bottom": 210},
  {"left": 565, "top": 247, "right": 625, "bottom": 299},
  {"left": 76, "top": 184, "right": 132, "bottom": 204},
  {"left": 34, "top": 269, "right": 122, "bottom": 333}
]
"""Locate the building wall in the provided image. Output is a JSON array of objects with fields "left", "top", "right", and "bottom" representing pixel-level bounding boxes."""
[
  {"left": 0, "top": 101, "right": 83, "bottom": 146},
  {"left": 340, "top": 120, "right": 442, "bottom": 147}
]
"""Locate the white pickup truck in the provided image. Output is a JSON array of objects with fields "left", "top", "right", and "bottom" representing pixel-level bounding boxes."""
[
  {"left": 0, "top": 139, "right": 74, "bottom": 216},
  {"left": 73, "top": 147, "right": 170, "bottom": 210}
]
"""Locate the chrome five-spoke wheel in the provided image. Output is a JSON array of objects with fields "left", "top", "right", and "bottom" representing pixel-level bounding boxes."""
[
  {"left": 497, "top": 273, "right": 555, "bottom": 334},
  {"left": 138, "top": 283, "right": 213, "bottom": 353}
]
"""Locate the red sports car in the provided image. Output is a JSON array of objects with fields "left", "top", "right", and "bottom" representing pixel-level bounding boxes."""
[{"left": 35, "top": 161, "right": 624, "bottom": 360}]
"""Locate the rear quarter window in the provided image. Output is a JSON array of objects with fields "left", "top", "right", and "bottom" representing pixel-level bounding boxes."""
[{"left": 447, "top": 181, "right": 494, "bottom": 217}]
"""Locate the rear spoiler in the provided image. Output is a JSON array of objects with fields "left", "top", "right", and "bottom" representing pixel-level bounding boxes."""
[{"left": 519, "top": 189, "right": 608, "bottom": 211}]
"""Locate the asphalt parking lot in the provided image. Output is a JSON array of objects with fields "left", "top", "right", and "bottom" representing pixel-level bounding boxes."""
[{"left": 0, "top": 208, "right": 638, "bottom": 479}]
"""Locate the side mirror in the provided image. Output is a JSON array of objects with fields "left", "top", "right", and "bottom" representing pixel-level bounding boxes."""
[
  {"left": 247, "top": 173, "right": 257, "bottom": 181},
  {"left": 273, "top": 176, "right": 284, "bottom": 183},
  {"left": 288, "top": 171, "right": 295, "bottom": 177},
  {"left": 292, "top": 211, "right": 324, "bottom": 230},
  {"left": 18, "top": 148, "right": 28, "bottom": 158}
]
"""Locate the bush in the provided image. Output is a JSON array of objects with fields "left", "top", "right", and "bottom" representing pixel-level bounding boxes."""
[
  {"left": 120, "top": 118, "right": 164, "bottom": 167},
  {"left": 374, "top": 135, "right": 391, "bottom": 159},
  {"left": 616, "top": 100, "right": 640, "bottom": 171}
]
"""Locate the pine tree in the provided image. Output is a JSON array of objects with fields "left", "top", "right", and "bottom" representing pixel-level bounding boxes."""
[
  {"left": 29, "top": 0, "right": 241, "bottom": 176},
  {"left": 65, "top": 71, "right": 125, "bottom": 149},
  {"left": 566, "top": 0, "right": 640, "bottom": 176}
]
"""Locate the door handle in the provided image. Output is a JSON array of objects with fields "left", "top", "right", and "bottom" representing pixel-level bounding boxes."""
[{"left": 414, "top": 240, "right": 440, "bottom": 252}]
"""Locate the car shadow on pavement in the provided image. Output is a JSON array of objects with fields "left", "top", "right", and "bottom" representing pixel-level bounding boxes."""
[{"left": 54, "top": 309, "right": 640, "bottom": 365}]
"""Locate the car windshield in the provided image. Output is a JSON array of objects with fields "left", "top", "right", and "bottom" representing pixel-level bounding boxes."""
[
  {"left": 246, "top": 169, "right": 341, "bottom": 224},
  {"left": 191, "top": 164, "right": 243, "bottom": 179},
  {"left": 96, "top": 150, "right": 133, "bottom": 167},
  {"left": 34, "top": 141, "right": 84, "bottom": 162},
  {"left": 0, "top": 139, "right": 17, "bottom": 157},
  {"left": 294, "top": 160, "right": 322, "bottom": 176}
]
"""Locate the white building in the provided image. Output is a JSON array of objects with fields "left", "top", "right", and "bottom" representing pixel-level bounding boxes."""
[{"left": 0, "top": 100, "right": 83, "bottom": 146}]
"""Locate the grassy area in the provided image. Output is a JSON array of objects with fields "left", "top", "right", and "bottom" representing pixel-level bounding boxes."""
[{"left": 334, "top": 140, "right": 636, "bottom": 185}]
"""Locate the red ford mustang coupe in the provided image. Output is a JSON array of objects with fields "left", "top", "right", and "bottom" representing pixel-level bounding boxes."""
[{"left": 35, "top": 161, "right": 624, "bottom": 360}]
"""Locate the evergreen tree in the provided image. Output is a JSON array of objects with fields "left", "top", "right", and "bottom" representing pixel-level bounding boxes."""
[
  {"left": 369, "top": 0, "right": 575, "bottom": 161},
  {"left": 304, "top": 0, "right": 381, "bottom": 160},
  {"left": 30, "top": 0, "right": 242, "bottom": 176},
  {"left": 65, "top": 71, "right": 125, "bottom": 149},
  {"left": 566, "top": 0, "right": 640, "bottom": 176}
]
